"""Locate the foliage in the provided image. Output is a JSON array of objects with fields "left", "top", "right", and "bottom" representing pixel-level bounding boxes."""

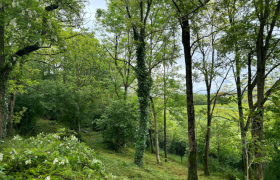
[
  {"left": 95, "top": 100, "right": 139, "bottom": 152},
  {"left": 14, "top": 88, "right": 44, "bottom": 135},
  {"left": 0, "top": 130, "right": 105, "bottom": 179},
  {"left": 193, "top": 93, "right": 207, "bottom": 105}
]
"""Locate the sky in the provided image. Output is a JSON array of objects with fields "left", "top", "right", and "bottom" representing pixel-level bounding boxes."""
[{"left": 82, "top": 0, "right": 233, "bottom": 94}]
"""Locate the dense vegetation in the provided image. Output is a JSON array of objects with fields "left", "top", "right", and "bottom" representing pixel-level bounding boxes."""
[{"left": 0, "top": 0, "right": 280, "bottom": 180}]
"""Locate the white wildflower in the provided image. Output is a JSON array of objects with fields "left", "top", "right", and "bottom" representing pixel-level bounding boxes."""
[
  {"left": 11, "top": 18, "right": 17, "bottom": 27},
  {"left": 25, "top": 159, "right": 31, "bottom": 165},
  {"left": 64, "top": 45, "right": 67, "bottom": 49},
  {"left": 12, "top": 1, "right": 16, "bottom": 8},
  {"left": 21, "top": 10, "right": 25, "bottom": 16},
  {"left": 54, "top": 36, "right": 58, "bottom": 42},
  {"left": 70, "top": 135, "right": 77, "bottom": 141},
  {"left": 65, "top": 158, "right": 69, "bottom": 163},
  {"left": 13, "top": 56, "right": 16, "bottom": 61},
  {"left": 17, "top": 2, "right": 19, "bottom": 6},
  {"left": 45, "top": 176, "right": 50, "bottom": 180},
  {"left": 28, "top": 11, "right": 32, "bottom": 18},
  {"left": 59, "top": 143, "right": 64, "bottom": 146},
  {"left": 11, "top": 155, "right": 15, "bottom": 160},
  {"left": 0, "top": 153, "right": 3, "bottom": 162},
  {"left": 28, "top": 23, "right": 31, "bottom": 27},
  {"left": 13, "top": 135, "right": 22, "bottom": 141},
  {"left": 52, "top": 134, "right": 60, "bottom": 139},
  {"left": 53, "top": 158, "right": 58, "bottom": 165}
]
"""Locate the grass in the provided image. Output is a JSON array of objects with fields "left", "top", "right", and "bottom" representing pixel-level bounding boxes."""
[
  {"left": 82, "top": 131, "right": 228, "bottom": 180},
  {"left": 33, "top": 119, "right": 230, "bottom": 180}
]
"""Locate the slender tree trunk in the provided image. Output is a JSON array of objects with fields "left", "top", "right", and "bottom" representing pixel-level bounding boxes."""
[
  {"left": 245, "top": 52, "right": 253, "bottom": 180},
  {"left": 234, "top": 49, "right": 253, "bottom": 180},
  {"left": 182, "top": 18, "right": 198, "bottom": 180},
  {"left": 203, "top": 87, "right": 211, "bottom": 176},
  {"left": 150, "top": 96, "right": 161, "bottom": 165},
  {"left": 163, "top": 63, "right": 167, "bottom": 162},
  {"left": 149, "top": 128, "right": 155, "bottom": 153}
]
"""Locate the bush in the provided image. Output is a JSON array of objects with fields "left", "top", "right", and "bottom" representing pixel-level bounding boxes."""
[
  {"left": 0, "top": 130, "right": 105, "bottom": 179},
  {"left": 95, "top": 100, "right": 138, "bottom": 152}
]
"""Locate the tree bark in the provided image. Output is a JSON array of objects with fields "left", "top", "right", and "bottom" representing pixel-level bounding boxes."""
[
  {"left": 182, "top": 18, "right": 198, "bottom": 180},
  {"left": 163, "top": 62, "right": 167, "bottom": 162},
  {"left": 149, "top": 128, "right": 155, "bottom": 153},
  {"left": 203, "top": 86, "right": 211, "bottom": 176},
  {"left": 245, "top": 52, "right": 253, "bottom": 180},
  {"left": 0, "top": 5, "right": 7, "bottom": 140},
  {"left": 150, "top": 96, "right": 161, "bottom": 165}
]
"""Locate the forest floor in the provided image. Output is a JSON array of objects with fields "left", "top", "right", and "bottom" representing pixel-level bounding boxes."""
[{"left": 35, "top": 119, "right": 229, "bottom": 180}]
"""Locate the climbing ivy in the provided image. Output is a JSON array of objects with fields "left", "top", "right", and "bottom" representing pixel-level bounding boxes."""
[{"left": 133, "top": 34, "right": 153, "bottom": 167}]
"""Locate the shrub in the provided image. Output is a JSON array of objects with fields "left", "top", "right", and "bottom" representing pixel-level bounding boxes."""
[
  {"left": 0, "top": 130, "right": 106, "bottom": 179},
  {"left": 95, "top": 100, "right": 138, "bottom": 152}
]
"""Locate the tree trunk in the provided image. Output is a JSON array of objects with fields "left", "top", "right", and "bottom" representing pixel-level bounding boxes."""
[
  {"left": 149, "top": 128, "right": 155, "bottom": 153},
  {"left": 133, "top": 28, "right": 152, "bottom": 167},
  {"left": 163, "top": 63, "right": 167, "bottom": 162},
  {"left": 182, "top": 18, "right": 198, "bottom": 180},
  {"left": 150, "top": 96, "right": 161, "bottom": 165},
  {"left": 252, "top": 33, "right": 265, "bottom": 180},
  {"left": 0, "top": 5, "right": 7, "bottom": 140},
  {"left": 245, "top": 52, "right": 253, "bottom": 180},
  {"left": 203, "top": 87, "right": 211, "bottom": 176}
]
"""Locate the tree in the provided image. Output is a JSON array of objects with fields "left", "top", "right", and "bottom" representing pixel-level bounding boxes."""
[
  {"left": 108, "top": 0, "right": 179, "bottom": 166},
  {"left": 193, "top": 8, "right": 230, "bottom": 174},
  {"left": 219, "top": 0, "right": 280, "bottom": 178},
  {"left": 0, "top": 0, "right": 86, "bottom": 140},
  {"left": 171, "top": 1, "right": 210, "bottom": 179},
  {"left": 95, "top": 6, "right": 136, "bottom": 101}
]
